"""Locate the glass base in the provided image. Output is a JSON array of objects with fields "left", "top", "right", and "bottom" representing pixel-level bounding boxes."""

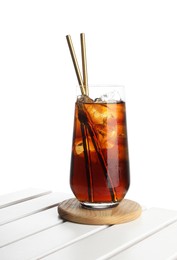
[{"left": 80, "top": 201, "right": 119, "bottom": 209}]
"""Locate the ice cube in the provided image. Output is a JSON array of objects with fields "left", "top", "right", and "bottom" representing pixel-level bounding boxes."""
[
  {"left": 74, "top": 137, "right": 95, "bottom": 156},
  {"left": 77, "top": 95, "right": 93, "bottom": 104},
  {"left": 75, "top": 139, "right": 84, "bottom": 155},
  {"left": 84, "top": 103, "right": 116, "bottom": 125},
  {"left": 94, "top": 98, "right": 105, "bottom": 103},
  {"left": 96, "top": 90, "right": 121, "bottom": 103},
  {"left": 96, "top": 124, "right": 117, "bottom": 149},
  {"left": 84, "top": 105, "right": 107, "bottom": 125}
]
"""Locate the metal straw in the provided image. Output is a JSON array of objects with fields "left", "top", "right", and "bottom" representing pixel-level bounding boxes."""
[
  {"left": 66, "top": 35, "right": 85, "bottom": 95},
  {"left": 80, "top": 33, "right": 89, "bottom": 96}
]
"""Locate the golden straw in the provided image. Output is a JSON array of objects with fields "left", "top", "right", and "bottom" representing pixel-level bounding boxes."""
[
  {"left": 66, "top": 35, "right": 85, "bottom": 95},
  {"left": 80, "top": 33, "right": 89, "bottom": 96}
]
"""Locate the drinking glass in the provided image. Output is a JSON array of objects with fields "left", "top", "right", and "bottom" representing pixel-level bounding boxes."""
[{"left": 70, "top": 86, "right": 130, "bottom": 209}]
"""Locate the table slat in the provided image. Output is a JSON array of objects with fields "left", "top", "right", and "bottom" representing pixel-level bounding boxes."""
[
  {"left": 41, "top": 208, "right": 177, "bottom": 260},
  {"left": 0, "top": 188, "right": 51, "bottom": 209},
  {"left": 0, "top": 192, "right": 71, "bottom": 226},
  {"left": 110, "top": 220, "right": 177, "bottom": 260},
  {"left": 0, "top": 222, "right": 106, "bottom": 260},
  {"left": 0, "top": 207, "right": 62, "bottom": 248}
]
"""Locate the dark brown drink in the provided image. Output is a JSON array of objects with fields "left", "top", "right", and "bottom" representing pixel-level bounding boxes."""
[{"left": 70, "top": 98, "right": 130, "bottom": 208}]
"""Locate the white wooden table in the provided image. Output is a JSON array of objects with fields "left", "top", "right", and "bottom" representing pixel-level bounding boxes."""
[{"left": 0, "top": 188, "right": 177, "bottom": 260}]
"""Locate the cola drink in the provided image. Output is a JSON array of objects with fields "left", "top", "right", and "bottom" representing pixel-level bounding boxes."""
[{"left": 70, "top": 90, "right": 130, "bottom": 209}]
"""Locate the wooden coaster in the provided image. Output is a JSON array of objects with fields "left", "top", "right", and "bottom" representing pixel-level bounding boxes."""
[{"left": 58, "top": 198, "right": 142, "bottom": 225}]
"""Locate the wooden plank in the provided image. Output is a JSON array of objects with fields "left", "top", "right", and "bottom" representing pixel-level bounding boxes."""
[
  {"left": 40, "top": 208, "right": 177, "bottom": 260},
  {"left": 0, "top": 188, "right": 51, "bottom": 209},
  {"left": 0, "top": 207, "right": 63, "bottom": 248},
  {"left": 110, "top": 220, "right": 177, "bottom": 260},
  {"left": 0, "top": 192, "right": 71, "bottom": 226},
  {"left": 0, "top": 222, "right": 106, "bottom": 260}
]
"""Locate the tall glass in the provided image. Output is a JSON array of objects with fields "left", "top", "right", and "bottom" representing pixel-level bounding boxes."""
[{"left": 70, "top": 86, "right": 130, "bottom": 209}]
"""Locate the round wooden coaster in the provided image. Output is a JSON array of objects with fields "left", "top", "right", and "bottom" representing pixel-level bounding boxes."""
[{"left": 58, "top": 198, "right": 142, "bottom": 225}]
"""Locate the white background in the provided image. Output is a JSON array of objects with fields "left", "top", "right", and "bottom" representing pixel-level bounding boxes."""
[{"left": 0, "top": 0, "right": 177, "bottom": 210}]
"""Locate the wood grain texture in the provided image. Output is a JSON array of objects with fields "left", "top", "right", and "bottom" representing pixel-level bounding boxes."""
[{"left": 58, "top": 198, "right": 142, "bottom": 225}]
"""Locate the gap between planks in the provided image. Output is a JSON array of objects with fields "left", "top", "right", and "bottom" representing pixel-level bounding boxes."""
[
  {"left": 0, "top": 192, "right": 71, "bottom": 226},
  {"left": 34, "top": 209, "right": 148, "bottom": 260},
  {"left": 0, "top": 207, "right": 64, "bottom": 248},
  {"left": 0, "top": 188, "right": 52, "bottom": 209},
  {"left": 37, "top": 208, "right": 177, "bottom": 260},
  {"left": 101, "top": 217, "right": 177, "bottom": 260}
]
